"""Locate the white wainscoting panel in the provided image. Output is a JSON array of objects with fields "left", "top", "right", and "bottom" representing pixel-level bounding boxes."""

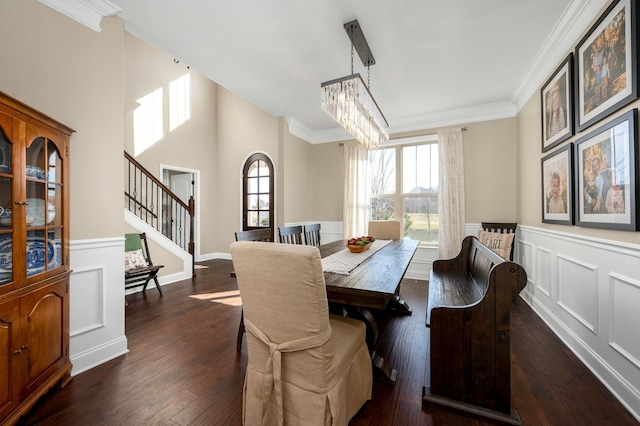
[
  {"left": 70, "top": 265, "right": 105, "bottom": 335},
  {"left": 69, "top": 237, "right": 128, "bottom": 375},
  {"left": 609, "top": 273, "right": 640, "bottom": 369},
  {"left": 556, "top": 254, "right": 599, "bottom": 334},
  {"left": 536, "top": 246, "right": 552, "bottom": 297},
  {"left": 518, "top": 226, "right": 640, "bottom": 422}
]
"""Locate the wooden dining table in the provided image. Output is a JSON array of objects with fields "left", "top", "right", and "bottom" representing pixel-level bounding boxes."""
[
  {"left": 320, "top": 238, "right": 420, "bottom": 383},
  {"left": 320, "top": 239, "right": 419, "bottom": 311}
]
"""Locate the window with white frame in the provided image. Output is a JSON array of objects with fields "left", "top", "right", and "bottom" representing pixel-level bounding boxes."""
[{"left": 368, "top": 142, "right": 439, "bottom": 244}]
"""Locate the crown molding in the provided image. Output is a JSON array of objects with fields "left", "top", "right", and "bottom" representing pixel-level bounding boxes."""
[
  {"left": 512, "top": 0, "right": 609, "bottom": 111},
  {"left": 286, "top": 118, "right": 355, "bottom": 144},
  {"left": 295, "top": 0, "right": 610, "bottom": 145},
  {"left": 388, "top": 101, "right": 517, "bottom": 135},
  {"left": 39, "top": 0, "right": 121, "bottom": 32}
]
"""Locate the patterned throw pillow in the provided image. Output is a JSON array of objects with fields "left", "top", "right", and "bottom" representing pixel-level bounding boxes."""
[
  {"left": 477, "top": 230, "right": 515, "bottom": 260},
  {"left": 125, "top": 249, "right": 148, "bottom": 271}
]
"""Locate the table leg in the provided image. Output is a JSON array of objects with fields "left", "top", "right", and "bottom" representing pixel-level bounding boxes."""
[
  {"left": 330, "top": 303, "right": 398, "bottom": 384},
  {"left": 372, "top": 351, "right": 397, "bottom": 384},
  {"left": 347, "top": 307, "right": 379, "bottom": 347},
  {"left": 387, "top": 294, "right": 412, "bottom": 315},
  {"left": 348, "top": 307, "right": 397, "bottom": 384}
]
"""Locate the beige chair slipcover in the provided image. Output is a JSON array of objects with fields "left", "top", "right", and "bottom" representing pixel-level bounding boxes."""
[
  {"left": 367, "top": 220, "right": 401, "bottom": 240},
  {"left": 230, "top": 241, "right": 372, "bottom": 425}
]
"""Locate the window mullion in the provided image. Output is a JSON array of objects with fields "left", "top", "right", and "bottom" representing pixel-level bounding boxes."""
[{"left": 395, "top": 145, "right": 402, "bottom": 222}]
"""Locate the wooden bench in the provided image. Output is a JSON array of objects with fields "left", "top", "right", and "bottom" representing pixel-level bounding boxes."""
[{"left": 423, "top": 235, "right": 527, "bottom": 424}]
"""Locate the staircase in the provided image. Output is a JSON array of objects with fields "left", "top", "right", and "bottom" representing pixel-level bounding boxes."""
[{"left": 124, "top": 151, "right": 195, "bottom": 277}]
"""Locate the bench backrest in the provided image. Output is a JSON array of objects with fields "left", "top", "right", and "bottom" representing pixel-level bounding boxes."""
[
  {"left": 443, "top": 235, "right": 526, "bottom": 303},
  {"left": 467, "top": 238, "right": 503, "bottom": 298}
]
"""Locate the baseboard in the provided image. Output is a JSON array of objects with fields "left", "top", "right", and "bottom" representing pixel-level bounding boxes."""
[
  {"left": 70, "top": 336, "right": 128, "bottom": 376},
  {"left": 422, "top": 387, "right": 522, "bottom": 425}
]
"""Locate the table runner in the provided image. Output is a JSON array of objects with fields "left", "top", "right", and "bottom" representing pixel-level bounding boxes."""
[{"left": 321, "top": 239, "right": 392, "bottom": 275}]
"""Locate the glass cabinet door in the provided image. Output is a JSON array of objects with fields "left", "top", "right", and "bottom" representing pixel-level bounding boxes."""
[
  {"left": 0, "top": 126, "right": 12, "bottom": 286},
  {"left": 25, "top": 136, "right": 63, "bottom": 278}
]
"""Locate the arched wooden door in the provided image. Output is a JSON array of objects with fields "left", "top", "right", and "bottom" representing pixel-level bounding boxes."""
[{"left": 242, "top": 153, "right": 274, "bottom": 240}]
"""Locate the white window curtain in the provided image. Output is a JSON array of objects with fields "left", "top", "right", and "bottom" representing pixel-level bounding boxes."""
[
  {"left": 437, "top": 128, "right": 466, "bottom": 259},
  {"left": 343, "top": 141, "right": 369, "bottom": 238}
]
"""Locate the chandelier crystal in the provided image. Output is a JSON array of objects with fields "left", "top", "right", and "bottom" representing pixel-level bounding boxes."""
[
  {"left": 321, "top": 20, "right": 388, "bottom": 150},
  {"left": 321, "top": 73, "right": 388, "bottom": 149}
]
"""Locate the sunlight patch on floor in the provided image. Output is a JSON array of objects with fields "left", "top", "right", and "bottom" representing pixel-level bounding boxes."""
[
  {"left": 194, "top": 264, "right": 209, "bottom": 269},
  {"left": 189, "top": 290, "right": 242, "bottom": 306}
]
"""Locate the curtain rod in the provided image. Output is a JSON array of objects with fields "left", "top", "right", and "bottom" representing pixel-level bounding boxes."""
[
  {"left": 388, "top": 126, "right": 467, "bottom": 140},
  {"left": 339, "top": 126, "right": 467, "bottom": 147}
]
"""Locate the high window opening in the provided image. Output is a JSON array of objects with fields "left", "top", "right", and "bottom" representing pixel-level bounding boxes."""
[
  {"left": 169, "top": 73, "right": 191, "bottom": 131},
  {"left": 133, "top": 72, "right": 191, "bottom": 156}
]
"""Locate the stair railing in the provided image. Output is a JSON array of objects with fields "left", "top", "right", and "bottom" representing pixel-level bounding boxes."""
[{"left": 124, "top": 151, "right": 195, "bottom": 277}]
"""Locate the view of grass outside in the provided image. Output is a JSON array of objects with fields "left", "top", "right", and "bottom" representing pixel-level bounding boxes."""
[
  {"left": 403, "top": 197, "right": 438, "bottom": 244},
  {"left": 368, "top": 143, "right": 438, "bottom": 245}
]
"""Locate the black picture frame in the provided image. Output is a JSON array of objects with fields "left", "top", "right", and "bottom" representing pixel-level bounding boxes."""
[
  {"left": 575, "top": 0, "right": 639, "bottom": 133},
  {"left": 541, "top": 54, "right": 574, "bottom": 152},
  {"left": 542, "top": 143, "right": 574, "bottom": 225},
  {"left": 574, "top": 109, "right": 638, "bottom": 230}
]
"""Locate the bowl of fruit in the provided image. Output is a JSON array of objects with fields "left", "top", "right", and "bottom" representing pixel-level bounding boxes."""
[{"left": 346, "top": 236, "right": 376, "bottom": 253}]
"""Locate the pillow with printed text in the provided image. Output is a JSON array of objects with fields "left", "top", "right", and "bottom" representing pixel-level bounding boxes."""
[{"left": 477, "top": 230, "right": 514, "bottom": 260}]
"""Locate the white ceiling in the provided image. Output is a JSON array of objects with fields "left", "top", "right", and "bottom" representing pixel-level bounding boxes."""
[{"left": 45, "top": 0, "right": 609, "bottom": 143}]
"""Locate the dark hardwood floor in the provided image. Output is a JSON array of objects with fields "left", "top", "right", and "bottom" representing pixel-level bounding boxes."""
[{"left": 17, "top": 259, "right": 638, "bottom": 425}]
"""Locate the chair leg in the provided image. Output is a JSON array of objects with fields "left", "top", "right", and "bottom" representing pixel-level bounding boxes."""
[
  {"left": 236, "top": 311, "right": 245, "bottom": 352},
  {"left": 153, "top": 276, "right": 163, "bottom": 296}
]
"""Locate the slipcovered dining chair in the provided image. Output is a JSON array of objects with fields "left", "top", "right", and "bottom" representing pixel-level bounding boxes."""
[
  {"left": 233, "top": 228, "right": 274, "bottom": 352},
  {"left": 230, "top": 241, "right": 372, "bottom": 425},
  {"left": 367, "top": 220, "right": 401, "bottom": 240}
]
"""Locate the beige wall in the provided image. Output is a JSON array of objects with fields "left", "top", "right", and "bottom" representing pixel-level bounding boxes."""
[
  {"left": 216, "top": 86, "right": 280, "bottom": 252},
  {"left": 463, "top": 118, "right": 518, "bottom": 223},
  {"left": 123, "top": 33, "right": 220, "bottom": 255},
  {"left": 0, "top": 1, "right": 124, "bottom": 240},
  {"left": 311, "top": 142, "right": 343, "bottom": 221},
  {"left": 283, "top": 130, "right": 314, "bottom": 222},
  {"left": 0, "top": 0, "right": 523, "bottom": 254},
  {"left": 516, "top": 9, "right": 640, "bottom": 246},
  {"left": 518, "top": 97, "right": 640, "bottom": 245},
  {"left": 309, "top": 120, "right": 519, "bottom": 228}
]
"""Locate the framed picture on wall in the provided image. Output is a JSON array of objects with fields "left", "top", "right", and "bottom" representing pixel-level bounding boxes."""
[
  {"left": 541, "top": 144, "right": 573, "bottom": 225},
  {"left": 541, "top": 54, "right": 574, "bottom": 152},
  {"left": 574, "top": 109, "right": 638, "bottom": 230},
  {"left": 575, "top": 0, "right": 639, "bottom": 132}
]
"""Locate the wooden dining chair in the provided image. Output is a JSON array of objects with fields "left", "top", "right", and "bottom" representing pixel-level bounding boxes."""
[
  {"left": 278, "top": 225, "right": 304, "bottom": 244},
  {"left": 235, "top": 228, "right": 273, "bottom": 242},
  {"left": 233, "top": 228, "right": 273, "bottom": 352},
  {"left": 303, "top": 223, "right": 321, "bottom": 247}
]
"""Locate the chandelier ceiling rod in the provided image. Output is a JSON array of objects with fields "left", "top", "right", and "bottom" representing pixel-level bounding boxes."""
[
  {"left": 320, "top": 19, "right": 389, "bottom": 149},
  {"left": 344, "top": 20, "right": 375, "bottom": 68}
]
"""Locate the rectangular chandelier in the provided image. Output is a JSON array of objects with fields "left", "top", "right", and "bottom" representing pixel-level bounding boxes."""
[
  {"left": 321, "top": 20, "right": 388, "bottom": 149},
  {"left": 321, "top": 73, "right": 389, "bottom": 149}
]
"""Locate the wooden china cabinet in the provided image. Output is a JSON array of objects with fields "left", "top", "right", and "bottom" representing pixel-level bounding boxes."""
[{"left": 0, "top": 91, "right": 74, "bottom": 425}]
